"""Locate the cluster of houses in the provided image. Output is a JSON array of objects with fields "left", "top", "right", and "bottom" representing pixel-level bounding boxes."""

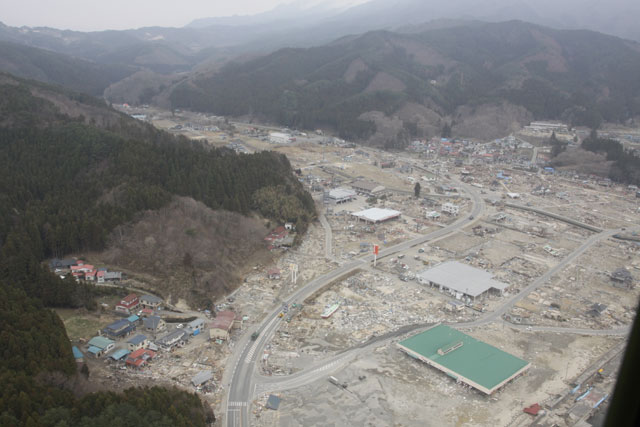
[
  {"left": 77, "top": 292, "right": 242, "bottom": 371},
  {"left": 49, "top": 258, "right": 124, "bottom": 283}
]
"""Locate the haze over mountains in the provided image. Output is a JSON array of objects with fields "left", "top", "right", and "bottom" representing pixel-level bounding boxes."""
[{"left": 1, "top": 0, "right": 639, "bottom": 144}]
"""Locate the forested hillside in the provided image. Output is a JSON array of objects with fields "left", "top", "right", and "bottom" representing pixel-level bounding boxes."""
[
  {"left": 0, "top": 41, "right": 136, "bottom": 96},
  {"left": 0, "top": 73, "right": 314, "bottom": 424},
  {"left": 170, "top": 21, "right": 640, "bottom": 145}
]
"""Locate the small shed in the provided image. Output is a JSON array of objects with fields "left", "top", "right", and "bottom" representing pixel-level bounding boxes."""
[
  {"left": 72, "top": 346, "right": 84, "bottom": 362},
  {"left": 109, "top": 348, "right": 130, "bottom": 361},
  {"left": 266, "top": 395, "right": 281, "bottom": 410}
]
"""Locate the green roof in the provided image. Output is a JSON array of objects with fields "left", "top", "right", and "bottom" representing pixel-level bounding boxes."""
[
  {"left": 398, "top": 324, "right": 530, "bottom": 394},
  {"left": 88, "top": 336, "right": 114, "bottom": 350}
]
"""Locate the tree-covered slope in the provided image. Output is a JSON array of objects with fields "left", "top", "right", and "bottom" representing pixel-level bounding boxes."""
[
  {"left": 170, "top": 21, "right": 640, "bottom": 142},
  {"left": 0, "top": 41, "right": 136, "bottom": 96}
]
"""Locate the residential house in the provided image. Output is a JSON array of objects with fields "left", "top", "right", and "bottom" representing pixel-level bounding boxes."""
[
  {"left": 143, "top": 315, "right": 166, "bottom": 333},
  {"left": 87, "top": 336, "right": 115, "bottom": 357},
  {"left": 104, "top": 271, "right": 123, "bottom": 282},
  {"left": 49, "top": 258, "right": 77, "bottom": 271},
  {"left": 101, "top": 318, "right": 136, "bottom": 339},
  {"left": 209, "top": 311, "right": 236, "bottom": 341},
  {"left": 71, "top": 262, "right": 94, "bottom": 280},
  {"left": 115, "top": 293, "right": 139, "bottom": 314},
  {"left": 108, "top": 348, "right": 130, "bottom": 361},
  {"left": 139, "top": 294, "right": 163, "bottom": 310},
  {"left": 126, "top": 348, "right": 156, "bottom": 368},
  {"left": 156, "top": 329, "right": 189, "bottom": 349},
  {"left": 186, "top": 318, "right": 206, "bottom": 336},
  {"left": 351, "top": 180, "right": 385, "bottom": 196},
  {"left": 611, "top": 268, "right": 634, "bottom": 289},
  {"left": 127, "top": 334, "right": 149, "bottom": 351}
]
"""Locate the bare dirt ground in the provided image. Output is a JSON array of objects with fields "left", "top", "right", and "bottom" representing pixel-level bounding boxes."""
[{"left": 252, "top": 326, "right": 621, "bottom": 427}]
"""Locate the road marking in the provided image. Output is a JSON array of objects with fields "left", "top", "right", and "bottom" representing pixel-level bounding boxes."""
[{"left": 228, "top": 401, "right": 247, "bottom": 407}]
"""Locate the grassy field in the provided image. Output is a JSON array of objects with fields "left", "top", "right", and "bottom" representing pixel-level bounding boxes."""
[{"left": 55, "top": 308, "right": 108, "bottom": 341}]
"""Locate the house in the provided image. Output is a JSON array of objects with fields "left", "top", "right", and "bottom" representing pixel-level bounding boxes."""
[
  {"left": 264, "top": 226, "right": 289, "bottom": 244},
  {"left": 139, "top": 294, "right": 163, "bottom": 309},
  {"left": 127, "top": 314, "right": 140, "bottom": 324},
  {"left": 49, "top": 258, "right": 77, "bottom": 270},
  {"left": 186, "top": 318, "right": 206, "bottom": 336},
  {"left": 101, "top": 318, "right": 137, "bottom": 339},
  {"left": 87, "top": 336, "right": 115, "bottom": 357},
  {"left": 156, "top": 329, "right": 189, "bottom": 349},
  {"left": 96, "top": 270, "right": 106, "bottom": 283},
  {"left": 267, "top": 268, "right": 281, "bottom": 280},
  {"left": 84, "top": 270, "right": 97, "bottom": 281},
  {"left": 71, "top": 262, "right": 95, "bottom": 280},
  {"left": 104, "top": 271, "right": 123, "bottom": 282},
  {"left": 126, "top": 348, "right": 156, "bottom": 368},
  {"left": 108, "top": 348, "right": 130, "bottom": 361},
  {"left": 143, "top": 315, "right": 166, "bottom": 333},
  {"left": 209, "top": 311, "right": 236, "bottom": 341},
  {"left": 441, "top": 203, "right": 459, "bottom": 216},
  {"left": 127, "top": 334, "right": 149, "bottom": 351},
  {"left": 140, "top": 307, "right": 154, "bottom": 317},
  {"left": 115, "top": 293, "right": 139, "bottom": 314}
]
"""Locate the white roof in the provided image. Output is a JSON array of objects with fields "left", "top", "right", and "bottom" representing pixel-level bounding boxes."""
[
  {"left": 269, "top": 132, "right": 290, "bottom": 138},
  {"left": 352, "top": 208, "right": 401, "bottom": 223},
  {"left": 329, "top": 188, "right": 356, "bottom": 199},
  {"left": 416, "top": 261, "right": 508, "bottom": 298}
]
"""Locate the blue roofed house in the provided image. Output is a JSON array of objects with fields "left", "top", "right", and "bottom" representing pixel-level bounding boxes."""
[
  {"left": 127, "top": 314, "right": 140, "bottom": 324},
  {"left": 108, "top": 348, "right": 130, "bottom": 361},
  {"left": 127, "top": 334, "right": 149, "bottom": 351},
  {"left": 87, "top": 336, "right": 115, "bottom": 357},
  {"left": 186, "top": 318, "right": 206, "bottom": 336},
  {"left": 101, "top": 318, "right": 137, "bottom": 339}
]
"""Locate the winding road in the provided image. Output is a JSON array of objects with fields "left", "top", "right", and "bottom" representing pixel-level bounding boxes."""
[{"left": 224, "top": 177, "right": 635, "bottom": 427}]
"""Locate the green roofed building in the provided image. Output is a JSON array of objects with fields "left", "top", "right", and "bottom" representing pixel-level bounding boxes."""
[{"left": 397, "top": 324, "right": 530, "bottom": 395}]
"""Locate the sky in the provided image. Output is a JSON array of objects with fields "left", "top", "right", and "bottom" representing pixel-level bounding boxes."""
[{"left": 0, "top": 0, "right": 368, "bottom": 32}]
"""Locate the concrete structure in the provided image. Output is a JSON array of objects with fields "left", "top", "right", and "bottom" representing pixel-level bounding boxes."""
[
  {"left": 210, "top": 311, "right": 236, "bottom": 341},
  {"left": 397, "top": 324, "right": 530, "bottom": 395},
  {"left": 351, "top": 180, "right": 385, "bottom": 196},
  {"left": 416, "top": 261, "right": 508, "bottom": 301},
  {"left": 327, "top": 188, "right": 356, "bottom": 204},
  {"left": 352, "top": 208, "right": 401, "bottom": 224},
  {"left": 441, "top": 203, "right": 459, "bottom": 216},
  {"left": 269, "top": 132, "right": 291, "bottom": 144},
  {"left": 115, "top": 293, "right": 139, "bottom": 314}
]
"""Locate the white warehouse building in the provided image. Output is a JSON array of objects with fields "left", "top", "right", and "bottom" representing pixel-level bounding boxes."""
[{"left": 269, "top": 132, "right": 292, "bottom": 144}]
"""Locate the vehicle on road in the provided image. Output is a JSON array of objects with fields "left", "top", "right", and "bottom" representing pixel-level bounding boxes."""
[{"left": 251, "top": 331, "right": 260, "bottom": 340}]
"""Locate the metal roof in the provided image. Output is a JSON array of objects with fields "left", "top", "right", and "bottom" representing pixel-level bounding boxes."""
[
  {"left": 191, "top": 370, "right": 213, "bottom": 386},
  {"left": 328, "top": 188, "right": 356, "bottom": 200},
  {"left": 140, "top": 294, "right": 162, "bottom": 303},
  {"left": 352, "top": 208, "right": 401, "bottom": 223},
  {"left": 109, "top": 348, "right": 131, "bottom": 360},
  {"left": 416, "top": 261, "right": 507, "bottom": 298},
  {"left": 127, "top": 334, "right": 148, "bottom": 345},
  {"left": 398, "top": 324, "right": 530, "bottom": 394},
  {"left": 266, "top": 394, "right": 282, "bottom": 410},
  {"left": 72, "top": 346, "right": 84, "bottom": 359},
  {"left": 88, "top": 336, "right": 114, "bottom": 349}
]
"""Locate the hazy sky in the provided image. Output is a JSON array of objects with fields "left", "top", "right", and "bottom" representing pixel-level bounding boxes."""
[{"left": 0, "top": 0, "right": 367, "bottom": 31}]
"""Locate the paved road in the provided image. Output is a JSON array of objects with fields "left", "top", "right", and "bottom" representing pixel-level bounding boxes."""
[
  {"left": 318, "top": 212, "right": 333, "bottom": 260},
  {"left": 225, "top": 183, "right": 484, "bottom": 427},
  {"left": 246, "top": 224, "right": 634, "bottom": 401}
]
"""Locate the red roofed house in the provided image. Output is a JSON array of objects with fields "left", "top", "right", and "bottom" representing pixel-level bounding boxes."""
[
  {"left": 209, "top": 311, "right": 237, "bottom": 341},
  {"left": 71, "top": 261, "right": 95, "bottom": 280},
  {"left": 116, "top": 293, "right": 139, "bottom": 314},
  {"left": 264, "top": 226, "right": 288, "bottom": 244},
  {"left": 84, "top": 270, "right": 97, "bottom": 281},
  {"left": 125, "top": 348, "right": 156, "bottom": 368},
  {"left": 267, "top": 268, "right": 281, "bottom": 280}
]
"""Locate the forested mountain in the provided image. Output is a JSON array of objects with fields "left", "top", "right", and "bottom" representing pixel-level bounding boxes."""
[
  {"left": 170, "top": 21, "right": 640, "bottom": 145},
  {"left": 0, "top": 41, "right": 136, "bottom": 96},
  {"left": 0, "top": 72, "right": 314, "bottom": 424}
]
